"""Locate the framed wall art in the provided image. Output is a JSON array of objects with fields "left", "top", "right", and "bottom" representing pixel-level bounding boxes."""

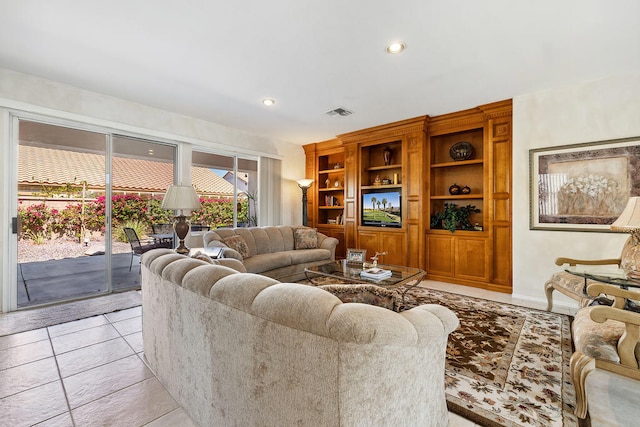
[{"left": 529, "top": 136, "right": 640, "bottom": 231}]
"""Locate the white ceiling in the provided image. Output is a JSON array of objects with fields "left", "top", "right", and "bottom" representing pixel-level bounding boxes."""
[{"left": 0, "top": 0, "right": 638, "bottom": 145}]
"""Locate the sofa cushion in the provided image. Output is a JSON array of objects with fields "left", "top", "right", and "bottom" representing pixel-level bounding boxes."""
[
  {"left": 191, "top": 251, "right": 215, "bottom": 264},
  {"left": 573, "top": 306, "right": 640, "bottom": 363},
  {"left": 222, "top": 235, "right": 251, "bottom": 259},
  {"left": 294, "top": 227, "right": 318, "bottom": 249},
  {"left": 287, "top": 249, "right": 331, "bottom": 264},
  {"left": 242, "top": 252, "right": 292, "bottom": 274}
]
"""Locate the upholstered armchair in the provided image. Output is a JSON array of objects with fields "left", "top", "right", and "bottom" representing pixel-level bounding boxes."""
[
  {"left": 544, "top": 237, "right": 632, "bottom": 311},
  {"left": 570, "top": 283, "right": 640, "bottom": 421}
]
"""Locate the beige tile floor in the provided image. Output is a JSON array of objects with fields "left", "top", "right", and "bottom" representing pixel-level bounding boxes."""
[{"left": 0, "top": 281, "right": 575, "bottom": 427}]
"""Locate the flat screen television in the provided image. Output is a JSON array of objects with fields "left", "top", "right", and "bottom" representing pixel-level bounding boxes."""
[{"left": 361, "top": 191, "right": 402, "bottom": 228}]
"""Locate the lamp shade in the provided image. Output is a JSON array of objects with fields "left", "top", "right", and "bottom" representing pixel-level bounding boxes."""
[
  {"left": 611, "top": 197, "right": 640, "bottom": 232},
  {"left": 161, "top": 185, "right": 202, "bottom": 212},
  {"left": 296, "top": 179, "right": 314, "bottom": 189}
]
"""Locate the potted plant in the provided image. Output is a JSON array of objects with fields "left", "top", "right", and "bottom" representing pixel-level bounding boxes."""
[{"left": 430, "top": 203, "right": 480, "bottom": 233}]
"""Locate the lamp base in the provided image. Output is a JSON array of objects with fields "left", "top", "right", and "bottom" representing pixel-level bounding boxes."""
[{"left": 174, "top": 215, "right": 190, "bottom": 255}]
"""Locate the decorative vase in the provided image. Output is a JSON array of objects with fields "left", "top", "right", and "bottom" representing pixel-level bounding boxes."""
[
  {"left": 383, "top": 147, "right": 393, "bottom": 165},
  {"left": 449, "top": 183, "right": 461, "bottom": 195},
  {"left": 461, "top": 185, "right": 471, "bottom": 194},
  {"left": 449, "top": 141, "right": 475, "bottom": 161}
]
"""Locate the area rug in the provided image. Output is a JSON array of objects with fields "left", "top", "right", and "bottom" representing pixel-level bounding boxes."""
[{"left": 401, "top": 286, "right": 579, "bottom": 427}]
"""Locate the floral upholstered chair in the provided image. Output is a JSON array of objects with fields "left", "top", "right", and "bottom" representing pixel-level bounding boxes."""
[
  {"left": 570, "top": 283, "right": 640, "bottom": 422},
  {"left": 544, "top": 236, "right": 635, "bottom": 311}
]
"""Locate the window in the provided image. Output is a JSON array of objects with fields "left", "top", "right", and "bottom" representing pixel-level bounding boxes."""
[{"left": 191, "top": 151, "right": 258, "bottom": 228}]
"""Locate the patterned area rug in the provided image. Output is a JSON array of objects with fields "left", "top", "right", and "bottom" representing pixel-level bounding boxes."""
[{"left": 401, "top": 287, "right": 579, "bottom": 427}]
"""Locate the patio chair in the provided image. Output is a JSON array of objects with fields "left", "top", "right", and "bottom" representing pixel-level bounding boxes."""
[
  {"left": 190, "top": 224, "right": 210, "bottom": 231},
  {"left": 123, "top": 227, "right": 170, "bottom": 271},
  {"left": 151, "top": 223, "right": 174, "bottom": 234}
]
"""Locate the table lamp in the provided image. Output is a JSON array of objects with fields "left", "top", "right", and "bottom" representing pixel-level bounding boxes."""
[
  {"left": 610, "top": 196, "right": 640, "bottom": 273},
  {"left": 161, "top": 185, "right": 202, "bottom": 254},
  {"left": 296, "top": 179, "right": 314, "bottom": 227}
]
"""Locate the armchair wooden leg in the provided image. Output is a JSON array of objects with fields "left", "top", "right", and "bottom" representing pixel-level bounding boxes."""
[
  {"left": 570, "top": 351, "right": 596, "bottom": 419},
  {"left": 544, "top": 281, "right": 555, "bottom": 311}
]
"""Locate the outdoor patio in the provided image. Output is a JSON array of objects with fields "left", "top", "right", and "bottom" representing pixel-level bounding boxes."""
[{"left": 17, "top": 252, "right": 143, "bottom": 308}]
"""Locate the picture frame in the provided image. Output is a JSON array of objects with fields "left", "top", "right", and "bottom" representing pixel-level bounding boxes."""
[
  {"left": 529, "top": 136, "right": 640, "bottom": 232},
  {"left": 346, "top": 248, "right": 367, "bottom": 264}
]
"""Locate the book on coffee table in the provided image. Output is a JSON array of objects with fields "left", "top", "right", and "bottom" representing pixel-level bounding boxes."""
[{"left": 360, "top": 267, "right": 392, "bottom": 280}]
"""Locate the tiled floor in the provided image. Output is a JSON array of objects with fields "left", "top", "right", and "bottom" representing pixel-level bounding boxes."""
[
  {"left": 0, "top": 281, "right": 576, "bottom": 427},
  {"left": 0, "top": 306, "right": 196, "bottom": 427}
]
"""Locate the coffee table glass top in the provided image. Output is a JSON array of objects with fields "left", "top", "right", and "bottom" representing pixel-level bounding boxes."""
[
  {"left": 305, "top": 260, "right": 425, "bottom": 288},
  {"left": 564, "top": 266, "right": 640, "bottom": 289}
]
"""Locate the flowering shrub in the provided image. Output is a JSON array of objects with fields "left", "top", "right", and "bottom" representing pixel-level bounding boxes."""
[
  {"left": 191, "top": 197, "right": 236, "bottom": 228},
  {"left": 55, "top": 204, "right": 83, "bottom": 238},
  {"left": 18, "top": 203, "right": 54, "bottom": 243},
  {"left": 18, "top": 194, "right": 245, "bottom": 241}
]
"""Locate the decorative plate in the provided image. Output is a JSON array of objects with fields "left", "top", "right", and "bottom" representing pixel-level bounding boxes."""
[{"left": 449, "top": 141, "right": 475, "bottom": 161}]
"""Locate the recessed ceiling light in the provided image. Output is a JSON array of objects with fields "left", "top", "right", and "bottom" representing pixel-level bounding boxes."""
[
  {"left": 262, "top": 98, "right": 276, "bottom": 106},
  {"left": 386, "top": 41, "right": 406, "bottom": 54}
]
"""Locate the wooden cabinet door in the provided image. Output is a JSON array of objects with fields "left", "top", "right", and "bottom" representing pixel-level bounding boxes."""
[
  {"left": 357, "top": 230, "right": 405, "bottom": 265},
  {"left": 426, "top": 234, "right": 454, "bottom": 276},
  {"left": 380, "top": 232, "right": 406, "bottom": 265},
  {"left": 455, "top": 236, "right": 489, "bottom": 282},
  {"left": 357, "top": 231, "right": 380, "bottom": 261}
]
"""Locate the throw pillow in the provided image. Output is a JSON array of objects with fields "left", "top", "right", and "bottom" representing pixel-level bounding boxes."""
[
  {"left": 222, "top": 235, "right": 251, "bottom": 259},
  {"left": 191, "top": 251, "right": 214, "bottom": 264},
  {"left": 294, "top": 227, "right": 317, "bottom": 250}
]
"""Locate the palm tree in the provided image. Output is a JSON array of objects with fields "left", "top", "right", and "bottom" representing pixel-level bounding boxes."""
[
  {"left": 371, "top": 196, "right": 377, "bottom": 210},
  {"left": 376, "top": 200, "right": 381, "bottom": 210},
  {"left": 381, "top": 198, "right": 388, "bottom": 211}
]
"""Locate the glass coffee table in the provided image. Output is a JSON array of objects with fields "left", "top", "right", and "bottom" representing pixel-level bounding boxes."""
[
  {"left": 305, "top": 260, "right": 425, "bottom": 303},
  {"left": 565, "top": 266, "right": 640, "bottom": 312}
]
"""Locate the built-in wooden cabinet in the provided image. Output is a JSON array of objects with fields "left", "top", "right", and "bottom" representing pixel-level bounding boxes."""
[
  {"left": 303, "top": 100, "right": 512, "bottom": 292},
  {"left": 425, "top": 100, "right": 512, "bottom": 292},
  {"left": 429, "top": 127, "right": 485, "bottom": 228},
  {"left": 340, "top": 116, "right": 427, "bottom": 268},
  {"left": 303, "top": 139, "right": 346, "bottom": 258}
]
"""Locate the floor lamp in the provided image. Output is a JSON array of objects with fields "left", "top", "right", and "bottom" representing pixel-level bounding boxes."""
[
  {"left": 297, "top": 179, "right": 314, "bottom": 227},
  {"left": 161, "top": 185, "right": 202, "bottom": 254}
]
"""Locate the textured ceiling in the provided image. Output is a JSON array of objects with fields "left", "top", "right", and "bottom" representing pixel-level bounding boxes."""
[{"left": 1, "top": 0, "right": 638, "bottom": 145}]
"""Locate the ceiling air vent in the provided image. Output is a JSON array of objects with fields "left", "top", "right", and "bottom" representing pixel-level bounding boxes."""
[{"left": 325, "top": 107, "right": 354, "bottom": 117}]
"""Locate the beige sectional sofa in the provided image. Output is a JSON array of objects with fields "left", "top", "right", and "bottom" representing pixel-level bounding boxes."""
[
  {"left": 203, "top": 225, "right": 338, "bottom": 282},
  {"left": 141, "top": 249, "right": 459, "bottom": 427}
]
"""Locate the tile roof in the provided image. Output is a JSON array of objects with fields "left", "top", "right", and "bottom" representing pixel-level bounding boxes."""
[{"left": 18, "top": 145, "right": 234, "bottom": 196}]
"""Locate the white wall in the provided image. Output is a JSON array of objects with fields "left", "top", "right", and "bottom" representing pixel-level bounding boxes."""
[
  {"left": 0, "top": 68, "right": 306, "bottom": 223},
  {"left": 512, "top": 73, "right": 640, "bottom": 307}
]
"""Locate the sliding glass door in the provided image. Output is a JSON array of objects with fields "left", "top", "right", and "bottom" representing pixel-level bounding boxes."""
[
  {"left": 111, "top": 136, "right": 175, "bottom": 289},
  {"left": 17, "top": 120, "right": 109, "bottom": 307},
  {"left": 15, "top": 120, "right": 177, "bottom": 308}
]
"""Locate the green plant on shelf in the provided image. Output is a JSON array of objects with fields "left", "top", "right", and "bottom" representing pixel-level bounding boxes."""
[{"left": 430, "top": 203, "right": 480, "bottom": 233}]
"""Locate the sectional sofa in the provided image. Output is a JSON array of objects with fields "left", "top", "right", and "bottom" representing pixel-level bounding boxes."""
[
  {"left": 141, "top": 248, "right": 459, "bottom": 426},
  {"left": 202, "top": 225, "right": 338, "bottom": 282}
]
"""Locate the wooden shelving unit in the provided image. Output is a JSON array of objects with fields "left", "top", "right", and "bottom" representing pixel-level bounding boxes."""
[
  {"left": 303, "top": 139, "right": 346, "bottom": 258},
  {"left": 303, "top": 101, "right": 512, "bottom": 291},
  {"left": 425, "top": 100, "right": 513, "bottom": 292}
]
